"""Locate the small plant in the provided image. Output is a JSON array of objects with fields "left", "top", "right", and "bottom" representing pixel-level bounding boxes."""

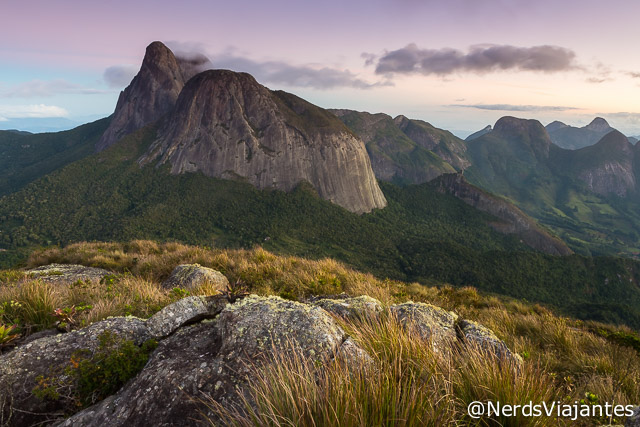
[
  {"left": 33, "top": 330, "right": 158, "bottom": 409},
  {"left": 171, "top": 287, "right": 190, "bottom": 298},
  {"left": 52, "top": 305, "right": 92, "bottom": 332},
  {"left": 0, "top": 323, "right": 20, "bottom": 349}
]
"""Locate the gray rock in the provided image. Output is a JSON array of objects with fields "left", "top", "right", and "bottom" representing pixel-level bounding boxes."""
[
  {"left": 456, "top": 319, "right": 522, "bottom": 365},
  {"left": 390, "top": 302, "right": 459, "bottom": 351},
  {"left": 312, "top": 295, "right": 383, "bottom": 320},
  {"left": 145, "top": 295, "right": 229, "bottom": 339},
  {"left": 96, "top": 41, "right": 187, "bottom": 151},
  {"left": 0, "top": 317, "right": 150, "bottom": 427},
  {"left": 139, "top": 67, "right": 387, "bottom": 214},
  {"left": 26, "top": 263, "right": 112, "bottom": 286},
  {"left": 626, "top": 406, "right": 640, "bottom": 426},
  {"left": 59, "top": 295, "right": 366, "bottom": 426},
  {"left": 161, "top": 264, "right": 229, "bottom": 292}
]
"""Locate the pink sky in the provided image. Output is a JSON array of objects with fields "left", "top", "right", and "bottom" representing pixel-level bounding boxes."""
[{"left": 2, "top": 0, "right": 640, "bottom": 135}]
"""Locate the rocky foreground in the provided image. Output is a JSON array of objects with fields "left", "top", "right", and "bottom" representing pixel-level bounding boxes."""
[{"left": 0, "top": 264, "right": 521, "bottom": 426}]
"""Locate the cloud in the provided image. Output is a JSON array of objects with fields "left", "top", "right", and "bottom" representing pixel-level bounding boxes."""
[
  {"left": 450, "top": 103, "right": 579, "bottom": 112},
  {"left": 627, "top": 72, "right": 640, "bottom": 79},
  {"left": 0, "top": 80, "right": 107, "bottom": 98},
  {"left": 209, "top": 51, "right": 391, "bottom": 90},
  {"left": 373, "top": 43, "right": 577, "bottom": 76},
  {"left": 103, "top": 65, "right": 138, "bottom": 88},
  {"left": 603, "top": 112, "right": 640, "bottom": 124},
  {"left": 0, "top": 104, "right": 69, "bottom": 120}
]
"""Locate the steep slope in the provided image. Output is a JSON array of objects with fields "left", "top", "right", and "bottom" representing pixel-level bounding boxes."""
[
  {"left": 566, "top": 130, "right": 636, "bottom": 197},
  {"left": 393, "top": 115, "right": 470, "bottom": 170},
  {"left": 0, "top": 118, "right": 109, "bottom": 196},
  {"left": 432, "top": 173, "right": 572, "bottom": 255},
  {"left": 465, "top": 117, "right": 640, "bottom": 255},
  {"left": 465, "top": 125, "right": 491, "bottom": 141},
  {"left": 330, "top": 109, "right": 455, "bottom": 184},
  {"left": 139, "top": 71, "right": 386, "bottom": 214},
  {"left": 96, "top": 42, "right": 187, "bottom": 151},
  {"left": 546, "top": 117, "right": 614, "bottom": 150}
]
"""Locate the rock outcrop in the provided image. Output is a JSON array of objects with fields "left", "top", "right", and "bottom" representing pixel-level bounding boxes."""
[
  {"left": 96, "top": 42, "right": 187, "bottom": 151},
  {"left": 432, "top": 173, "right": 573, "bottom": 256},
  {"left": 161, "top": 264, "right": 229, "bottom": 291},
  {"left": 573, "top": 130, "right": 636, "bottom": 197},
  {"left": 0, "top": 271, "right": 522, "bottom": 426},
  {"left": 57, "top": 295, "right": 364, "bottom": 426},
  {"left": 139, "top": 69, "right": 386, "bottom": 214},
  {"left": 26, "top": 263, "right": 112, "bottom": 285},
  {"left": 0, "top": 317, "right": 151, "bottom": 427}
]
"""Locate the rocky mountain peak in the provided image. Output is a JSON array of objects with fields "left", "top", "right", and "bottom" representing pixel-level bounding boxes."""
[
  {"left": 594, "top": 129, "right": 632, "bottom": 152},
  {"left": 96, "top": 41, "right": 186, "bottom": 151},
  {"left": 139, "top": 68, "right": 387, "bottom": 214},
  {"left": 493, "top": 116, "right": 552, "bottom": 157},
  {"left": 585, "top": 117, "right": 611, "bottom": 132},
  {"left": 545, "top": 120, "right": 568, "bottom": 133}
]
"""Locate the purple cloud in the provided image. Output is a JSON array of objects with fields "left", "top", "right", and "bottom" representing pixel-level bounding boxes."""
[{"left": 373, "top": 43, "right": 578, "bottom": 76}]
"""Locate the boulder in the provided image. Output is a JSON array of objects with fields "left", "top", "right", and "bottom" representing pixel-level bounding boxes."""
[
  {"left": 312, "top": 295, "right": 383, "bottom": 320},
  {"left": 161, "top": 264, "right": 229, "bottom": 292},
  {"left": 456, "top": 319, "right": 522, "bottom": 365},
  {"left": 390, "top": 302, "right": 458, "bottom": 351},
  {"left": 0, "top": 317, "right": 150, "bottom": 427},
  {"left": 145, "top": 295, "right": 229, "bottom": 339},
  {"left": 58, "top": 295, "right": 368, "bottom": 426},
  {"left": 26, "top": 264, "right": 112, "bottom": 286}
]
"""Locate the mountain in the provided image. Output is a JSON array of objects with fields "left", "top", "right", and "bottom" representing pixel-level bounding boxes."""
[
  {"left": 465, "top": 125, "right": 492, "bottom": 141},
  {"left": 0, "top": 118, "right": 109, "bottom": 197},
  {"left": 330, "top": 109, "right": 456, "bottom": 184},
  {"left": 0, "top": 117, "right": 82, "bottom": 133},
  {"left": 546, "top": 117, "right": 614, "bottom": 150},
  {"left": 629, "top": 136, "right": 639, "bottom": 144},
  {"left": 96, "top": 42, "right": 188, "bottom": 151},
  {"left": 392, "top": 115, "right": 469, "bottom": 170},
  {"left": 139, "top": 70, "right": 386, "bottom": 214},
  {"left": 331, "top": 109, "right": 469, "bottom": 185},
  {"left": 432, "top": 173, "right": 572, "bottom": 256},
  {"left": 464, "top": 116, "right": 640, "bottom": 255},
  {"left": 95, "top": 42, "right": 386, "bottom": 214},
  {"left": 565, "top": 130, "right": 636, "bottom": 197}
]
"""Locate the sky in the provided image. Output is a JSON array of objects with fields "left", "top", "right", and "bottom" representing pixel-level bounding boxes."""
[{"left": 2, "top": 0, "right": 640, "bottom": 136}]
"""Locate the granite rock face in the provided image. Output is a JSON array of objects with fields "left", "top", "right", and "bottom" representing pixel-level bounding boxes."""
[
  {"left": 574, "top": 130, "right": 636, "bottom": 197},
  {"left": 0, "top": 317, "right": 150, "bottom": 427},
  {"left": 96, "top": 41, "right": 187, "bottom": 151},
  {"left": 57, "top": 295, "right": 362, "bottom": 426},
  {"left": 139, "top": 69, "right": 386, "bottom": 214}
]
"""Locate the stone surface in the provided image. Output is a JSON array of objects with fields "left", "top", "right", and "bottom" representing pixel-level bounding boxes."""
[
  {"left": 139, "top": 69, "right": 387, "bottom": 214},
  {"left": 145, "top": 295, "right": 229, "bottom": 339},
  {"left": 0, "top": 317, "right": 150, "bottom": 427},
  {"left": 312, "top": 295, "right": 383, "bottom": 319},
  {"left": 58, "top": 295, "right": 365, "bottom": 426},
  {"left": 625, "top": 406, "right": 640, "bottom": 426},
  {"left": 96, "top": 41, "right": 187, "bottom": 151},
  {"left": 26, "top": 263, "right": 112, "bottom": 286},
  {"left": 457, "top": 319, "right": 522, "bottom": 365},
  {"left": 161, "top": 264, "right": 229, "bottom": 292},
  {"left": 390, "top": 302, "right": 459, "bottom": 351}
]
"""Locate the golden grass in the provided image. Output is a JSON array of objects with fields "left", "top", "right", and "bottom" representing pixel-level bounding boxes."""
[{"left": 2, "top": 240, "right": 639, "bottom": 425}]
